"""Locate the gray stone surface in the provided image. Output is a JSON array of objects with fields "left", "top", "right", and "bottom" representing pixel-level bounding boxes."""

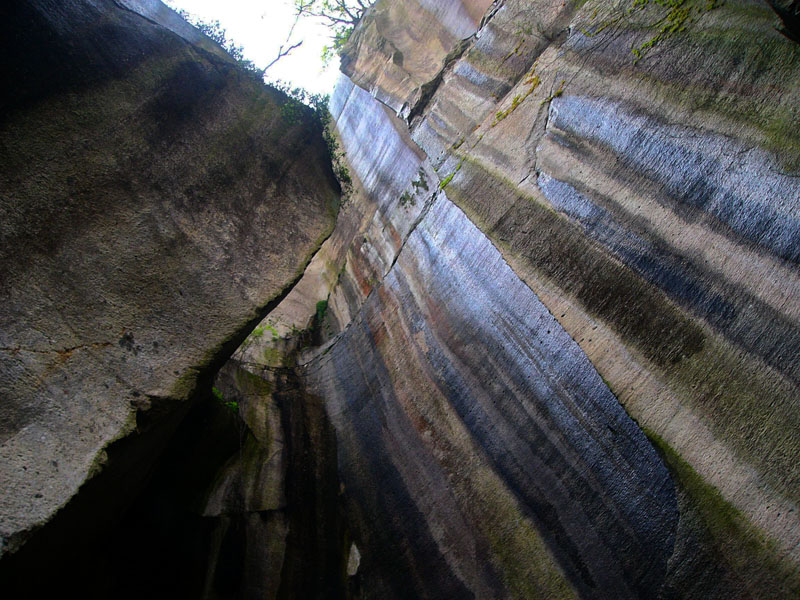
[
  {"left": 0, "top": 0, "right": 338, "bottom": 564},
  {"left": 239, "top": 0, "right": 800, "bottom": 597},
  {"left": 2, "top": 0, "right": 799, "bottom": 598}
]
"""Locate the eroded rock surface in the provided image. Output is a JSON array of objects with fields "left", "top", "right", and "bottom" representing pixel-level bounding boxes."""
[
  {"left": 237, "top": 0, "right": 799, "bottom": 598},
  {"left": 0, "top": 0, "right": 339, "bottom": 587},
  {"left": 2, "top": 0, "right": 799, "bottom": 598}
]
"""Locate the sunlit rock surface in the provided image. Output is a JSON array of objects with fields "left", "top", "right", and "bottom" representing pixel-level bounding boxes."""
[
  {"left": 303, "top": 141, "right": 678, "bottom": 599},
  {"left": 341, "top": 0, "right": 495, "bottom": 115},
  {"left": 262, "top": 66, "right": 674, "bottom": 600},
  {"left": 279, "top": 0, "right": 799, "bottom": 598},
  {"left": 2, "top": 0, "right": 799, "bottom": 598},
  {"left": 237, "top": 0, "right": 800, "bottom": 598},
  {"left": 0, "top": 0, "right": 338, "bottom": 589}
]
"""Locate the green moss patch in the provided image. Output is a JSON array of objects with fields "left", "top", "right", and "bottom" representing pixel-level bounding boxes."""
[
  {"left": 583, "top": 0, "right": 726, "bottom": 63},
  {"left": 645, "top": 429, "right": 800, "bottom": 598},
  {"left": 492, "top": 66, "right": 542, "bottom": 126}
]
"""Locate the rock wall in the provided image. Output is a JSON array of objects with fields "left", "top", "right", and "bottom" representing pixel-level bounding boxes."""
[
  {"left": 0, "top": 0, "right": 339, "bottom": 591},
  {"left": 2, "top": 0, "right": 799, "bottom": 598},
  {"left": 304, "top": 90, "right": 678, "bottom": 597},
  {"left": 236, "top": 0, "right": 800, "bottom": 598},
  {"left": 79, "top": 359, "right": 346, "bottom": 600}
]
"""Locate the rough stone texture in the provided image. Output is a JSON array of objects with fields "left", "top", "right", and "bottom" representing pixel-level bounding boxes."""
[
  {"left": 0, "top": 0, "right": 338, "bottom": 581},
  {"left": 266, "top": 71, "right": 677, "bottom": 600},
  {"left": 305, "top": 198, "right": 678, "bottom": 599},
  {"left": 3, "top": 0, "right": 799, "bottom": 598},
  {"left": 86, "top": 360, "right": 346, "bottom": 600},
  {"left": 234, "top": 74, "right": 436, "bottom": 367},
  {"left": 295, "top": 0, "right": 799, "bottom": 598},
  {"left": 341, "top": 0, "right": 495, "bottom": 115}
]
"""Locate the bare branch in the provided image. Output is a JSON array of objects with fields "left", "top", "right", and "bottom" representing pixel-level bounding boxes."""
[
  {"left": 264, "top": 40, "right": 303, "bottom": 71},
  {"left": 264, "top": 5, "right": 306, "bottom": 71}
]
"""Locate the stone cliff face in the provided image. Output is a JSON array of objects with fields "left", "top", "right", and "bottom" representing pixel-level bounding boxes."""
[
  {"left": 0, "top": 0, "right": 339, "bottom": 593},
  {"left": 2, "top": 0, "right": 799, "bottom": 599},
  {"left": 237, "top": 0, "right": 800, "bottom": 598},
  {"left": 293, "top": 78, "right": 679, "bottom": 600}
]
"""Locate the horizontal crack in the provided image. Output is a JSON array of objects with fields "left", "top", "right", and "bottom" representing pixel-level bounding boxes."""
[{"left": 0, "top": 342, "right": 113, "bottom": 356}]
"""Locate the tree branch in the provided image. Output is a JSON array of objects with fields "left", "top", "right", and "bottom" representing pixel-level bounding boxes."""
[
  {"left": 264, "top": 40, "right": 303, "bottom": 71},
  {"left": 264, "top": 5, "right": 306, "bottom": 71}
]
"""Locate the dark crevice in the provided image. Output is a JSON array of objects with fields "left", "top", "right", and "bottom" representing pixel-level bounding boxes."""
[
  {"left": 767, "top": 0, "right": 800, "bottom": 43},
  {"left": 407, "top": 37, "right": 473, "bottom": 127}
]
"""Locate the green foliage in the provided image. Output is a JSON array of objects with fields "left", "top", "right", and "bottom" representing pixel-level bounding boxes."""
[
  {"left": 540, "top": 79, "right": 565, "bottom": 106},
  {"left": 439, "top": 173, "right": 454, "bottom": 189},
  {"left": 439, "top": 161, "right": 462, "bottom": 190},
  {"left": 295, "top": 0, "right": 376, "bottom": 61},
  {"left": 241, "top": 322, "right": 280, "bottom": 350},
  {"left": 399, "top": 169, "right": 430, "bottom": 207},
  {"left": 174, "top": 6, "right": 355, "bottom": 208},
  {"left": 269, "top": 80, "right": 326, "bottom": 123},
  {"left": 267, "top": 81, "right": 353, "bottom": 200},
  {"left": 174, "top": 9, "right": 265, "bottom": 78},
  {"left": 502, "top": 39, "right": 526, "bottom": 62},
  {"left": 319, "top": 113, "right": 353, "bottom": 201},
  {"left": 630, "top": 0, "right": 725, "bottom": 62},
  {"left": 492, "top": 67, "right": 541, "bottom": 127},
  {"left": 321, "top": 26, "right": 356, "bottom": 66},
  {"left": 411, "top": 168, "right": 429, "bottom": 192},
  {"left": 316, "top": 299, "right": 329, "bottom": 323},
  {"left": 516, "top": 23, "right": 535, "bottom": 37},
  {"left": 212, "top": 386, "right": 239, "bottom": 413},
  {"left": 250, "top": 323, "right": 280, "bottom": 341}
]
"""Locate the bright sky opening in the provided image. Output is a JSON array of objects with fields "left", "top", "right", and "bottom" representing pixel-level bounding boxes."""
[{"left": 164, "top": 0, "right": 340, "bottom": 95}]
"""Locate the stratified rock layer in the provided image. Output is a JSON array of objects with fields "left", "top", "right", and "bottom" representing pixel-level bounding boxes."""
[
  {"left": 232, "top": 0, "right": 799, "bottom": 598},
  {"left": 293, "top": 0, "right": 800, "bottom": 597},
  {"left": 279, "top": 69, "right": 676, "bottom": 600},
  {"left": 0, "top": 0, "right": 338, "bottom": 584},
  {"left": 2, "top": 0, "right": 798, "bottom": 598}
]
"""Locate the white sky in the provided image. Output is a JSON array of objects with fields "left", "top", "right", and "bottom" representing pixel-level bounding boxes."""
[{"left": 164, "top": 0, "right": 340, "bottom": 95}]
